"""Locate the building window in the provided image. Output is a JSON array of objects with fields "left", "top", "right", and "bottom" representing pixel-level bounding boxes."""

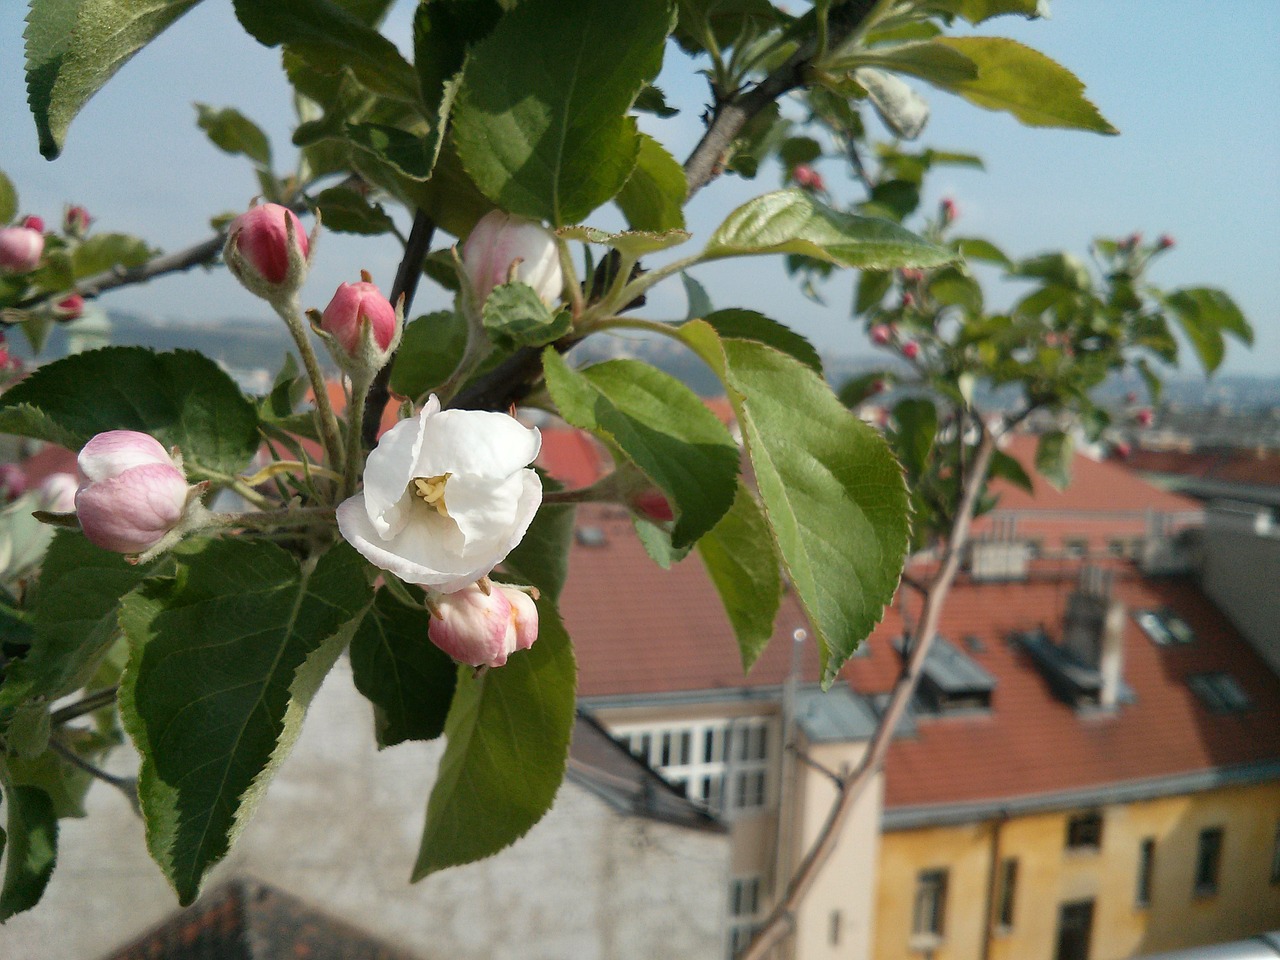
[
  {"left": 1055, "top": 900, "right": 1095, "bottom": 960},
  {"left": 614, "top": 717, "right": 773, "bottom": 816},
  {"left": 912, "top": 869, "right": 948, "bottom": 941},
  {"left": 1066, "top": 811, "right": 1103, "bottom": 851},
  {"left": 1136, "top": 838, "right": 1155, "bottom": 907},
  {"left": 996, "top": 858, "right": 1018, "bottom": 929},
  {"left": 1135, "top": 608, "right": 1196, "bottom": 645},
  {"left": 1271, "top": 821, "right": 1280, "bottom": 885},
  {"left": 1194, "top": 827, "right": 1224, "bottom": 897},
  {"left": 1063, "top": 538, "right": 1088, "bottom": 559},
  {"left": 1107, "top": 538, "right": 1128, "bottom": 558},
  {"left": 727, "top": 876, "right": 763, "bottom": 958},
  {"left": 1187, "top": 673, "right": 1252, "bottom": 714}
]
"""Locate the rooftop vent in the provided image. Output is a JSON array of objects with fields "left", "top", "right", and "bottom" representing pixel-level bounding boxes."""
[
  {"left": 575, "top": 526, "right": 607, "bottom": 547},
  {"left": 896, "top": 635, "right": 996, "bottom": 713}
]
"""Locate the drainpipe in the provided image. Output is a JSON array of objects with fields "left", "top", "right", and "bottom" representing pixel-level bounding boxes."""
[
  {"left": 980, "top": 810, "right": 1010, "bottom": 960},
  {"left": 772, "top": 628, "right": 807, "bottom": 960}
]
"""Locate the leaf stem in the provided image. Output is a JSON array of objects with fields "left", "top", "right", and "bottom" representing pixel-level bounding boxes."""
[
  {"left": 51, "top": 687, "right": 119, "bottom": 726},
  {"left": 49, "top": 736, "right": 140, "bottom": 814}
]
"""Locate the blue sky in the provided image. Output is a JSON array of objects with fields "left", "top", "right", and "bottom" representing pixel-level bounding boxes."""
[{"left": 1, "top": 1, "right": 1276, "bottom": 376}]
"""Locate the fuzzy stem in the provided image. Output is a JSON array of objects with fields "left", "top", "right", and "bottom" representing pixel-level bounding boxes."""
[
  {"left": 275, "top": 294, "right": 344, "bottom": 473},
  {"left": 343, "top": 372, "right": 372, "bottom": 498},
  {"left": 204, "top": 506, "right": 336, "bottom": 532}
]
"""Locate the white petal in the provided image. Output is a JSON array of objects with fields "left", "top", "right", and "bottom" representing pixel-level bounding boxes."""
[
  {"left": 78, "top": 431, "right": 174, "bottom": 482},
  {"left": 444, "top": 472, "right": 525, "bottom": 547},
  {"left": 362, "top": 398, "right": 436, "bottom": 536},
  {"left": 415, "top": 409, "right": 541, "bottom": 480}
]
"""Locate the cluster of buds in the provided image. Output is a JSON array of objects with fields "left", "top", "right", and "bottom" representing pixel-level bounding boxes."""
[
  {"left": 869, "top": 322, "right": 920, "bottom": 360},
  {"left": 462, "top": 210, "right": 563, "bottom": 307},
  {"left": 0, "top": 216, "right": 45, "bottom": 274},
  {"left": 428, "top": 580, "right": 539, "bottom": 668},
  {"left": 73, "top": 431, "right": 204, "bottom": 556},
  {"left": 791, "top": 164, "right": 826, "bottom": 193}
]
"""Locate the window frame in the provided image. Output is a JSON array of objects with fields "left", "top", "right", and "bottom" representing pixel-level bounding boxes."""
[
  {"left": 1270, "top": 821, "right": 1280, "bottom": 886},
  {"left": 996, "top": 857, "right": 1018, "bottom": 930},
  {"left": 1066, "top": 811, "right": 1104, "bottom": 852},
  {"left": 911, "top": 868, "right": 949, "bottom": 944},
  {"left": 1194, "top": 826, "right": 1225, "bottom": 898},
  {"left": 1135, "top": 837, "right": 1155, "bottom": 908},
  {"left": 727, "top": 875, "right": 764, "bottom": 959}
]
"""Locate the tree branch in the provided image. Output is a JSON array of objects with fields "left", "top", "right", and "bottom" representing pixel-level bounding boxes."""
[
  {"left": 361, "top": 210, "right": 436, "bottom": 447},
  {"left": 683, "top": 0, "right": 879, "bottom": 198},
  {"left": 49, "top": 736, "right": 140, "bottom": 814},
  {"left": 50, "top": 686, "right": 118, "bottom": 725},
  {"left": 739, "top": 426, "right": 998, "bottom": 960}
]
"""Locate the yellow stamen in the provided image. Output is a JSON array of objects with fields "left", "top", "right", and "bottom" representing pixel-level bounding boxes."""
[{"left": 412, "top": 473, "right": 452, "bottom": 517}]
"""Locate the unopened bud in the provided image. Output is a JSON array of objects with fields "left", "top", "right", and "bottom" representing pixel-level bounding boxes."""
[
  {"left": 0, "top": 226, "right": 44, "bottom": 274},
  {"left": 64, "top": 206, "right": 92, "bottom": 237},
  {"left": 902, "top": 292, "right": 915, "bottom": 309},
  {"left": 55, "top": 294, "right": 85, "bottom": 320},
  {"left": 901, "top": 340, "right": 921, "bottom": 361},
  {"left": 21, "top": 216, "right": 44, "bottom": 233},
  {"left": 633, "top": 489, "right": 674, "bottom": 523},
  {"left": 1157, "top": 234, "right": 1175, "bottom": 250},
  {"left": 0, "top": 463, "right": 27, "bottom": 502},
  {"left": 940, "top": 198, "right": 957, "bottom": 224},
  {"left": 428, "top": 583, "right": 538, "bottom": 668},
  {"left": 317, "top": 275, "right": 401, "bottom": 374},
  {"left": 500, "top": 586, "right": 539, "bottom": 653},
  {"left": 792, "top": 164, "right": 826, "bottom": 192},
  {"left": 1135, "top": 408, "right": 1153, "bottom": 428},
  {"left": 901, "top": 268, "right": 924, "bottom": 283},
  {"left": 870, "top": 324, "right": 893, "bottom": 346},
  {"left": 1113, "top": 440, "right": 1132, "bottom": 459},
  {"left": 463, "top": 211, "right": 563, "bottom": 306},
  {"left": 225, "top": 202, "right": 310, "bottom": 300},
  {"left": 75, "top": 431, "right": 194, "bottom": 554},
  {"left": 38, "top": 472, "right": 79, "bottom": 513}
]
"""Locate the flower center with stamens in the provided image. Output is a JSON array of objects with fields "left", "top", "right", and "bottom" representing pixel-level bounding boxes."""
[{"left": 412, "top": 473, "right": 452, "bottom": 517}]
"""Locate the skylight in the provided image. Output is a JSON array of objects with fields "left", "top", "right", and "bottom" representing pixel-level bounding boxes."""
[
  {"left": 1187, "top": 673, "right": 1252, "bottom": 714},
  {"left": 1135, "top": 608, "right": 1196, "bottom": 646}
]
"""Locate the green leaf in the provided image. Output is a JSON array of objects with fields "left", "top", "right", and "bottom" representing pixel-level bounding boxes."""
[
  {"left": 929, "top": 0, "right": 1047, "bottom": 24},
  {"left": 1164, "top": 288, "right": 1254, "bottom": 375},
  {"left": 703, "top": 309, "right": 823, "bottom": 374},
  {"left": 542, "top": 351, "right": 739, "bottom": 549},
  {"left": 0, "top": 532, "right": 154, "bottom": 717},
  {"left": 71, "top": 232, "right": 156, "bottom": 279},
  {"left": 0, "top": 171, "right": 17, "bottom": 225},
  {"left": 697, "top": 483, "right": 781, "bottom": 672},
  {"left": 925, "top": 38, "right": 1117, "bottom": 134},
  {"left": 482, "top": 283, "right": 571, "bottom": 350},
  {"left": 232, "top": 0, "right": 419, "bottom": 103},
  {"left": 1034, "top": 430, "right": 1073, "bottom": 491},
  {"left": 955, "top": 236, "right": 1011, "bottom": 267},
  {"left": 118, "top": 540, "right": 372, "bottom": 904},
  {"left": 844, "top": 40, "right": 978, "bottom": 85},
  {"left": 24, "top": 0, "right": 204, "bottom": 159},
  {"left": 0, "top": 777, "right": 56, "bottom": 921},
  {"left": 1014, "top": 251, "right": 1092, "bottom": 291},
  {"left": 927, "top": 266, "right": 983, "bottom": 314},
  {"left": 854, "top": 68, "right": 930, "bottom": 140},
  {"left": 856, "top": 270, "right": 893, "bottom": 314},
  {"left": 705, "top": 189, "right": 955, "bottom": 270},
  {"left": 556, "top": 225, "right": 690, "bottom": 257},
  {"left": 632, "top": 514, "right": 693, "bottom": 569},
  {"left": 389, "top": 312, "right": 468, "bottom": 399},
  {"left": 682, "top": 272, "right": 713, "bottom": 320},
  {"left": 346, "top": 123, "right": 432, "bottom": 180},
  {"left": 500, "top": 478, "right": 574, "bottom": 601},
  {"left": 453, "top": 0, "right": 674, "bottom": 225},
  {"left": 634, "top": 83, "right": 679, "bottom": 117},
  {"left": 194, "top": 103, "right": 271, "bottom": 166},
  {"left": 6, "top": 745, "right": 95, "bottom": 820},
  {"left": 890, "top": 397, "right": 937, "bottom": 480},
  {"left": 349, "top": 589, "right": 456, "bottom": 748},
  {"left": 0, "top": 347, "right": 259, "bottom": 478},
  {"left": 615, "top": 134, "right": 687, "bottom": 232},
  {"left": 312, "top": 186, "right": 396, "bottom": 236},
  {"left": 989, "top": 448, "right": 1033, "bottom": 494},
  {"left": 678, "top": 322, "right": 909, "bottom": 685},
  {"left": 412, "top": 595, "right": 575, "bottom": 879}
]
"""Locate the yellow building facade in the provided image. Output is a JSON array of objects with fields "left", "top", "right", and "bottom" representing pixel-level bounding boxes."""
[{"left": 874, "top": 779, "right": 1280, "bottom": 960}]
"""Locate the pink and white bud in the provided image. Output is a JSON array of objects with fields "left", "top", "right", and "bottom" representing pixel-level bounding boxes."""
[
  {"left": 64, "top": 206, "right": 92, "bottom": 237},
  {"left": 901, "top": 340, "right": 921, "bottom": 360},
  {"left": 499, "top": 586, "right": 539, "bottom": 653},
  {"left": 1135, "top": 408, "right": 1154, "bottom": 428},
  {"left": 1113, "top": 440, "right": 1132, "bottom": 459},
  {"left": 0, "top": 464, "right": 27, "bottom": 502},
  {"left": 320, "top": 279, "right": 398, "bottom": 356},
  {"left": 75, "top": 431, "right": 191, "bottom": 554},
  {"left": 21, "top": 216, "right": 44, "bottom": 233},
  {"left": 792, "top": 164, "right": 825, "bottom": 192},
  {"left": 38, "top": 472, "right": 79, "bottom": 513},
  {"left": 870, "top": 323, "right": 893, "bottom": 346},
  {"left": 633, "top": 489, "right": 674, "bottom": 523},
  {"left": 55, "top": 294, "right": 85, "bottom": 320},
  {"left": 428, "top": 584, "right": 519, "bottom": 668},
  {"left": 0, "top": 227, "right": 44, "bottom": 274},
  {"left": 225, "top": 203, "right": 310, "bottom": 299},
  {"left": 463, "top": 211, "right": 563, "bottom": 306},
  {"left": 940, "top": 198, "right": 957, "bottom": 224}
]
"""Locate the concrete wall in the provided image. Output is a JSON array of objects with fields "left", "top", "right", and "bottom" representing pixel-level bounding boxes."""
[
  {"left": 0, "top": 658, "right": 730, "bottom": 960},
  {"left": 1200, "top": 504, "right": 1280, "bottom": 674},
  {"left": 873, "top": 781, "right": 1280, "bottom": 960}
]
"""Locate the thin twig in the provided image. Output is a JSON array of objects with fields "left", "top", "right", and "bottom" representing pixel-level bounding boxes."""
[
  {"left": 361, "top": 210, "right": 436, "bottom": 448},
  {"left": 739, "top": 426, "right": 997, "bottom": 960},
  {"left": 50, "top": 686, "right": 118, "bottom": 726},
  {"left": 49, "top": 736, "right": 140, "bottom": 814}
]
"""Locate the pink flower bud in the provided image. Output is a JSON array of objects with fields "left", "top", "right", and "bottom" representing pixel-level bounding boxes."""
[
  {"left": 1135, "top": 408, "right": 1153, "bottom": 428},
  {"left": 1157, "top": 234, "right": 1175, "bottom": 250},
  {"left": 869, "top": 378, "right": 887, "bottom": 395},
  {"left": 902, "top": 340, "right": 920, "bottom": 360},
  {"left": 463, "top": 211, "right": 563, "bottom": 306},
  {"left": 55, "top": 294, "right": 85, "bottom": 320},
  {"left": 226, "top": 203, "right": 309, "bottom": 294},
  {"left": 21, "top": 216, "right": 44, "bottom": 233},
  {"left": 1113, "top": 440, "right": 1132, "bottom": 459},
  {"left": 0, "top": 227, "right": 44, "bottom": 274},
  {"left": 902, "top": 292, "right": 915, "bottom": 309},
  {"left": 38, "top": 472, "right": 79, "bottom": 513},
  {"left": 792, "top": 165, "right": 825, "bottom": 192},
  {"left": 499, "top": 586, "right": 539, "bottom": 652},
  {"left": 633, "top": 489, "right": 674, "bottom": 522},
  {"left": 940, "top": 198, "right": 957, "bottom": 224},
  {"left": 320, "top": 279, "right": 398, "bottom": 358},
  {"left": 870, "top": 324, "right": 893, "bottom": 346},
  {"left": 428, "top": 584, "right": 519, "bottom": 668},
  {"left": 64, "top": 206, "right": 92, "bottom": 237},
  {"left": 1125, "top": 391, "right": 1138, "bottom": 404},
  {"left": 75, "top": 431, "right": 191, "bottom": 554},
  {"left": 0, "top": 464, "right": 28, "bottom": 502},
  {"left": 901, "top": 268, "right": 924, "bottom": 283}
]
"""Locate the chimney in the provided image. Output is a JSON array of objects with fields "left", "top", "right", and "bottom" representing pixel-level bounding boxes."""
[
  {"left": 1098, "top": 599, "right": 1126, "bottom": 709},
  {"left": 1061, "top": 567, "right": 1127, "bottom": 709}
]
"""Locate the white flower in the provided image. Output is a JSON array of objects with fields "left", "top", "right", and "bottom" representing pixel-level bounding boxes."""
[{"left": 337, "top": 396, "right": 542, "bottom": 592}]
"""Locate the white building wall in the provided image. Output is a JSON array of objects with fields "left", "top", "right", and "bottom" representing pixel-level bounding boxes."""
[{"left": 0, "top": 658, "right": 729, "bottom": 960}]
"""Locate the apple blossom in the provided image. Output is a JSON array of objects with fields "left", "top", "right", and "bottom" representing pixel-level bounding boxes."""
[
  {"left": 336, "top": 395, "right": 542, "bottom": 593},
  {"left": 75, "top": 431, "right": 193, "bottom": 554},
  {"left": 463, "top": 211, "right": 563, "bottom": 306},
  {"left": 225, "top": 202, "right": 310, "bottom": 299},
  {"left": 427, "top": 583, "right": 539, "bottom": 668},
  {"left": 0, "top": 225, "right": 44, "bottom": 274}
]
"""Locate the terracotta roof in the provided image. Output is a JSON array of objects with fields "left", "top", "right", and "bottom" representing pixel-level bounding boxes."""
[{"left": 536, "top": 427, "right": 612, "bottom": 490}]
